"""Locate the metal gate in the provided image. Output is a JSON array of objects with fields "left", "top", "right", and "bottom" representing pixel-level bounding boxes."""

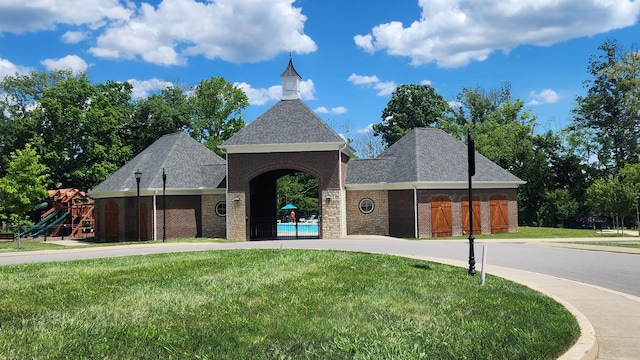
[{"left": 250, "top": 217, "right": 320, "bottom": 240}]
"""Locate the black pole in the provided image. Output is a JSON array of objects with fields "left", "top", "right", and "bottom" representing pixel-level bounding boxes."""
[
  {"left": 135, "top": 170, "right": 141, "bottom": 242},
  {"left": 162, "top": 168, "right": 167, "bottom": 242},
  {"left": 467, "top": 128, "right": 476, "bottom": 275}
]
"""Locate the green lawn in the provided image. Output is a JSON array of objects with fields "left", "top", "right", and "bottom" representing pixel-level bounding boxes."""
[
  {"left": 0, "top": 249, "right": 579, "bottom": 359},
  {"left": 437, "top": 226, "right": 627, "bottom": 240},
  {"left": 0, "top": 237, "right": 233, "bottom": 252}
]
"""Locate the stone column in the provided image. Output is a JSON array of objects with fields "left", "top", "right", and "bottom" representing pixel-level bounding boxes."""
[{"left": 226, "top": 192, "right": 247, "bottom": 241}]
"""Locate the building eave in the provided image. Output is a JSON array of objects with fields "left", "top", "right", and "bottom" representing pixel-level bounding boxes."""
[
  {"left": 221, "top": 142, "right": 355, "bottom": 156},
  {"left": 345, "top": 181, "right": 526, "bottom": 191},
  {"left": 89, "top": 188, "right": 226, "bottom": 199}
]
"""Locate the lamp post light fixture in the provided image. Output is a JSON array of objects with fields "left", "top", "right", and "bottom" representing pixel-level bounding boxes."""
[
  {"left": 289, "top": 172, "right": 296, "bottom": 183},
  {"left": 134, "top": 169, "right": 142, "bottom": 242},
  {"left": 162, "top": 168, "right": 166, "bottom": 243}
]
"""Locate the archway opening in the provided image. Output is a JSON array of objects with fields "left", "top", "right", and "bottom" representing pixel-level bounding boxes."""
[{"left": 249, "top": 169, "right": 319, "bottom": 240}]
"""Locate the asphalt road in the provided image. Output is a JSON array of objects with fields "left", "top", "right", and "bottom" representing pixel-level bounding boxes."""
[{"left": 1, "top": 238, "right": 638, "bottom": 297}]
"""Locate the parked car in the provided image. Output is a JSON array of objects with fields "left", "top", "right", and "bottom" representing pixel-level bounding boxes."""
[{"left": 580, "top": 216, "right": 610, "bottom": 229}]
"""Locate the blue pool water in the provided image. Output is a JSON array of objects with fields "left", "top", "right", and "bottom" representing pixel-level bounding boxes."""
[{"left": 277, "top": 223, "right": 319, "bottom": 235}]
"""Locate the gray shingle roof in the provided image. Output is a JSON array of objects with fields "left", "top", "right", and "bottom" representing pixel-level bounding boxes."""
[
  {"left": 346, "top": 128, "right": 524, "bottom": 186},
  {"left": 221, "top": 99, "right": 345, "bottom": 146},
  {"left": 280, "top": 57, "right": 301, "bottom": 78},
  {"left": 89, "top": 132, "right": 226, "bottom": 197}
]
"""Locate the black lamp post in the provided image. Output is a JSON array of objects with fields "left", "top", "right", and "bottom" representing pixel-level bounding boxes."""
[
  {"left": 467, "top": 128, "right": 477, "bottom": 275},
  {"left": 162, "top": 168, "right": 167, "bottom": 243},
  {"left": 135, "top": 169, "right": 142, "bottom": 242}
]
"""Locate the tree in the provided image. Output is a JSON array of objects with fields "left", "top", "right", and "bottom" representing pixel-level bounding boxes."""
[
  {"left": 373, "top": 84, "right": 450, "bottom": 146},
  {"left": 587, "top": 176, "right": 636, "bottom": 232},
  {"left": 572, "top": 39, "right": 640, "bottom": 175},
  {"left": 128, "top": 86, "right": 192, "bottom": 155},
  {"left": 276, "top": 172, "right": 319, "bottom": 220},
  {"left": 437, "top": 85, "right": 559, "bottom": 225},
  {"left": 187, "top": 77, "right": 249, "bottom": 156},
  {"left": 540, "top": 189, "right": 579, "bottom": 228},
  {"left": 0, "top": 70, "right": 74, "bottom": 176},
  {"left": 0, "top": 143, "right": 49, "bottom": 229},
  {"left": 34, "top": 74, "right": 134, "bottom": 190}
]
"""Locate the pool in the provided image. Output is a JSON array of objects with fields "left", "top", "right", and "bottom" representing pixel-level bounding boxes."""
[{"left": 277, "top": 223, "right": 319, "bottom": 236}]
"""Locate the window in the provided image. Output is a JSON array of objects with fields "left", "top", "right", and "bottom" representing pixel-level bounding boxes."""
[
  {"left": 359, "top": 198, "right": 374, "bottom": 214},
  {"left": 215, "top": 202, "right": 226, "bottom": 217}
]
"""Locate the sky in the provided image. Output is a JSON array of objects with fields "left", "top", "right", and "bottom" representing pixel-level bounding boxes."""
[{"left": 1, "top": 0, "right": 640, "bottom": 142}]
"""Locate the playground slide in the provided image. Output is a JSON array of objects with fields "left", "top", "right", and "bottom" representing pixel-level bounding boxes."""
[
  {"left": 20, "top": 210, "right": 60, "bottom": 237},
  {"left": 32, "top": 212, "right": 68, "bottom": 238}
]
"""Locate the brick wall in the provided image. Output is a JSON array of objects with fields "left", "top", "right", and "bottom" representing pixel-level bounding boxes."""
[
  {"left": 227, "top": 151, "right": 342, "bottom": 191},
  {"left": 346, "top": 190, "right": 389, "bottom": 235},
  {"left": 201, "top": 193, "right": 227, "bottom": 238}
]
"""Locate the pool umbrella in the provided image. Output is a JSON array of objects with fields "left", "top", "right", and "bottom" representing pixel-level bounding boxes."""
[{"left": 281, "top": 203, "right": 297, "bottom": 210}]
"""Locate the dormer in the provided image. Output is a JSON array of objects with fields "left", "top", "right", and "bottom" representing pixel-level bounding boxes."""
[{"left": 280, "top": 55, "right": 301, "bottom": 100}]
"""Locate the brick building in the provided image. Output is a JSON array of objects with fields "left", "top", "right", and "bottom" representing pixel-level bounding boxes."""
[{"left": 89, "top": 58, "right": 524, "bottom": 241}]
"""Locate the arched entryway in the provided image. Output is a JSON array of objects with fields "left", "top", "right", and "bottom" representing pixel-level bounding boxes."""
[{"left": 248, "top": 169, "right": 320, "bottom": 240}]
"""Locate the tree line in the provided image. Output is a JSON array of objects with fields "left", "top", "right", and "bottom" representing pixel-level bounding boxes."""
[{"left": 0, "top": 38, "right": 638, "bottom": 230}]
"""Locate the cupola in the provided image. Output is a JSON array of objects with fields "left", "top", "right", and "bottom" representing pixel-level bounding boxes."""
[{"left": 280, "top": 55, "right": 301, "bottom": 100}]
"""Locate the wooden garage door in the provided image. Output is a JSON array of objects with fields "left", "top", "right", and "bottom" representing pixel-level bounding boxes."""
[
  {"left": 105, "top": 201, "right": 119, "bottom": 241},
  {"left": 490, "top": 196, "right": 509, "bottom": 234},
  {"left": 461, "top": 197, "right": 481, "bottom": 235},
  {"left": 140, "top": 204, "right": 149, "bottom": 240},
  {"left": 431, "top": 198, "right": 452, "bottom": 237}
]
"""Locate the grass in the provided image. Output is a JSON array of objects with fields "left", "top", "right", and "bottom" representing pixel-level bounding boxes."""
[
  {"left": 0, "top": 249, "right": 579, "bottom": 359},
  {"left": 436, "top": 226, "right": 626, "bottom": 240},
  {"left": 569, "top": 241, "right": 640, "bottom": 249},
  {"left": 0, "top": 236, "right": 231, "bottom": 253}
]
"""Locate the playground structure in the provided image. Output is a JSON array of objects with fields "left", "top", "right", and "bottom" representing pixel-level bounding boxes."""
[{"left": 20, "top": 188, "right": 94, "bottom": 239}]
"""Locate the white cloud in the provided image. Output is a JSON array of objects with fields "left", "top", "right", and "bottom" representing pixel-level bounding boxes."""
[
  {"left": 355, "top": 0, "right": 640, "bottom": 68},
  {"left": 61, "top": 31, "right": 90, "bottom": 44},
  {"left": 349, "top": 73, "right": 397, "bottom": 96},
  {"left": 315, "top": 106, "right": 347, "bottom": 115},
  {"left": 89, "top": 0, "right": 317, "bottom": 65},
  {"left": 0, "top": 0, "right": 132, "bottom": 34},
  {"left": 420, "top": 79, "right": 432, "bottom": 85},
  {"left": 528, "top": 88, "right": 561, "bottom": 105},
  {"left": 41, "top": 55, "right": 89, "bottom": 74},
  {"left": 373, "top": 81, "right": 397, "bottom": 96},
  {"left": 127, "top": 78, "right": 174, "bottom": 99},
  {"left": 347, "top": 73, "right": 380, "bottom": 85},
  {"left": 355, "top": 123, "right": 374, "bottom": 134},
  {"left": 0, "top": 1, "right": 316, "bottom": 66},
  {"left": 0, "top": 58, "right": 31, "bottom": 79}
]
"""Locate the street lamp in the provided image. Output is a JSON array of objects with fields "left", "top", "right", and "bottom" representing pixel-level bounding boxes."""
[
  {"left": 135, "top": 169, "right": 142, "bottom": 242},
  {"left": 467, "top": 128, "right": 476, "bottom": 275},
  {"left": 162, "top": 168, "right": 166, "bottom": 243}
]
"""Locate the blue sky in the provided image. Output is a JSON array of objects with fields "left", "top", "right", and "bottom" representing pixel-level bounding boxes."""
[{"left": 1, "top": 0, "right": 639, "bottom": 142}]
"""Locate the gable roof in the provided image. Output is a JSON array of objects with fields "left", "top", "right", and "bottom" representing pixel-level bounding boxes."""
[
  {"left": 89, "top": 132, "right": 226, "bottom": 198},
  {"left": 346, "top": 128, "right": 525, "bottom": 189},
  {"left": 220, "top": 99, "right": 353, "bottom": 154}
]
